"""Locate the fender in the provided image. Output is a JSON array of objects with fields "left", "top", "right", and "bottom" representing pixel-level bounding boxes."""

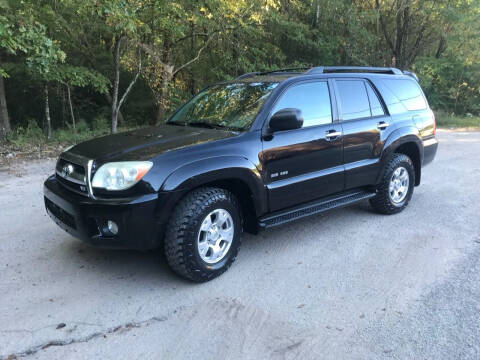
[
  {"left": 161, "top": 155, "right": 267, "bottom": 216},
  {"left": 376, "top": 126, "right": 424, "bottom": 185}
]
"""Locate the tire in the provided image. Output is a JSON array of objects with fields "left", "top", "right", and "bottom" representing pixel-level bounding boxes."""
[
  {"left": 369, "top": 153, "right": 415, "bottom": 215},
  {"left": 164, "top": 187, "right": 242, "bottom": 282}
]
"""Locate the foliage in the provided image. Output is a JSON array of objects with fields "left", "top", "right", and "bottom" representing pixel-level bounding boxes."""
[
  {"left": 1, "top": 0, "right": 480, "bottom": 148},
  {"left": 44, "top": 65, "right": 110, "bottom": 93},
  {"left": 415, "top": 56, "right": 480, "bottom": 115},
  {"left": 0, "top": 0, "right": 65, "bottom": 76},
  {"left": 9, "top": 119, "right": 45, "bottom": 147}
]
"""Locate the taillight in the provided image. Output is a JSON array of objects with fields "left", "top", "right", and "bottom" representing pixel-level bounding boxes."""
[{"left": 431, "top": 110, "right": 436, "bottom": 135}]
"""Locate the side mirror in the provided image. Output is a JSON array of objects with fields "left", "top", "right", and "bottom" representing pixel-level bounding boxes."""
[{"left": 269, "top": 108, "right": 303, "bottom": 132}]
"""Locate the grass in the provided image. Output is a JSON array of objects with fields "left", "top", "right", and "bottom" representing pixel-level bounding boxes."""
[
  {"left": 0, "top": 119, "right": 136, "bottom": 162},
  {"left": 435, "top": 112, "right": 480, "bottom": 129}
]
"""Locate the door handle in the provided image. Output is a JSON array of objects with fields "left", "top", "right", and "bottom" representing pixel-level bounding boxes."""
[
  {"left": 325, "top": 130, "right": 342, "bottom": 140},
  {"left": 377, "top": 121, "right": 389, "bottom": 130}
]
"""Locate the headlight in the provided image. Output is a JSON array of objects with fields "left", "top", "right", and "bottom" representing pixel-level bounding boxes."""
[{"left": 91, "top": 161, "right": 153, "bottom": 191}]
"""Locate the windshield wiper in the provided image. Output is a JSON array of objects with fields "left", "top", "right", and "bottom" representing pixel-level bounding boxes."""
[{"left": 186, "top": 122, "right": 222, "bottom": 129}]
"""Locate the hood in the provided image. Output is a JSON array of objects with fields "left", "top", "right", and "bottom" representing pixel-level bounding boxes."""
[{"left": 67, "top": 124, "right": 239, "bottom": 163}]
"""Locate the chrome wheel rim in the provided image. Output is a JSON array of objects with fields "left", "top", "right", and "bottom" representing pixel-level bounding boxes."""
[
  {"left": 197, "top": 209, "right": 234, "bottom": 264},
  {"left": 389, "top": 166, "right": 410, "bottom": 204}
]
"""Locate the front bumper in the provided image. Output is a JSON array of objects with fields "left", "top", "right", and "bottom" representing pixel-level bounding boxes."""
[{"left": 44, "top": 175, "right": 168, "bottom": 250}]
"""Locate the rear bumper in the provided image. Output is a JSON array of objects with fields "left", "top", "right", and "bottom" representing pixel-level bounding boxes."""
[
  {"left": 44, "top": 175, "right": 172, "bottom": 250},
  {"left": 423, "top": 136, "right": 438, "bottom": 166}
]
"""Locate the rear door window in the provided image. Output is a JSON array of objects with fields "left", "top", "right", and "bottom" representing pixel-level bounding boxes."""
[
  {"left": 272, "top": 81, "right": 332, "bottom": 127},
  {"left": 383, "top": 79, "right": 427, "bottom": 111},
  {"left": 336, "top": 80, "right": 371, "bottom": 120}
]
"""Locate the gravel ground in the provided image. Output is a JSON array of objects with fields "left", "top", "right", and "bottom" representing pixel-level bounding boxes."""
[{"left": 0, "top": 129, "right": 479, "bottom": 359}]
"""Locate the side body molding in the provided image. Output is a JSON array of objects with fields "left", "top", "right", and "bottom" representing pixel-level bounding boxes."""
[
  {"left": 161, "top": 156, "right": 267, "bottom": 216},
  {"left": 376, "top": 126, "right": 424, "bottom": 185}
]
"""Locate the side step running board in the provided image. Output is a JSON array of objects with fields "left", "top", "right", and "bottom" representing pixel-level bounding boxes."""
[{"left": 258, "top": 190, "right": 376, "bottom": 229}]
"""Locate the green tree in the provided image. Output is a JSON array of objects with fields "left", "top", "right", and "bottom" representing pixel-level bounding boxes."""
[
  {"left": 2, "top": 0, "right": 480, "bottom": 143},
  {"left": 131, "top": 0, "right": 275, "bottom": 123},
  {"left": 0, "top": 0, "right": 65, "bottom": 142},
  {"left": 43, "top": 65, "right": 109, "bottom": 131}
]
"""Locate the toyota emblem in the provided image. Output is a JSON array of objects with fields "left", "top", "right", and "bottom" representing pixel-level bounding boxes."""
[{"left": 62, "top": 163, "right": 74, "bottom": 177}]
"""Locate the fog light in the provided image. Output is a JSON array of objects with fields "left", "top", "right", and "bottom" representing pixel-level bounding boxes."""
[{"left": 107, "top": 220, "right": 118, "bottom": 235}]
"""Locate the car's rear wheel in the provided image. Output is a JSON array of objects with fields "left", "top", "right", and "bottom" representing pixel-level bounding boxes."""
[
  {"left": 164, "top": 187, "right": 242, "bottom": 282},
  {"left": 370, "top": 153, "right": 415, "bottom": 215}
]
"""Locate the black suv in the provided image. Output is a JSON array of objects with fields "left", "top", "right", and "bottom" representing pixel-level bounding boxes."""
[{"left": 44, "top": 66, "right": 438, "bottom": 282}]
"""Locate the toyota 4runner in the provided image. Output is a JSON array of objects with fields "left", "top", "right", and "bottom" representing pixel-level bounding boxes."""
[{"left": 44, "top": 66, "right": 438, "bottom": 282}]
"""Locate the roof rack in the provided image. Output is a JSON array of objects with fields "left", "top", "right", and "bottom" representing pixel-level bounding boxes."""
[
  {"left": 235, "top": 68, "right": 308, "bottom": 80},
  {"left": 402, "top": 70, "right": 419, "bottom": 81},
  {"left": 306, "top": 66, "right": 403, "bottom": 75},
  {"left": 235, "top": 66, "right": 411, "bottom": 81}
]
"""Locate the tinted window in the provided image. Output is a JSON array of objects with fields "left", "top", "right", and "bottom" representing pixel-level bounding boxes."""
[
  {"left": 272, "top": 82, "right": 332, "bottom": 127},
  {"left": 366, "top": 83, "right": 385, "bottom": 116},
  {"left": 383, "top": 79, "right": 427, "bottom": 111},
  {"left": 336, "top": 80, "right": 371, "bottom": 120},
  {"left": 169, "top": 82, "right": 279, "bottom": 130}
]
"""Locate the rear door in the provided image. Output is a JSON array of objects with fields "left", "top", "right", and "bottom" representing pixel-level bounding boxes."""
[
  {"left": 334, "top": 78, "right": 393, "bottom": 189},
  {"left": 260, "top": 80, "right": 344, "bottom": 212}
]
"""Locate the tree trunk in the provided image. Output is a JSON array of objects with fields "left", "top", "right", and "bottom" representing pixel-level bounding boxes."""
[
  {"left": 435, "top": 36, "right": 446, "bottom": 58},
  {"left": 313, "top": 0, "right": 320, "bottom": 28},
  {"left": 0, "top": 73, "right": 10, "bottom": 143},
  {"left": 282, "top": 0, "right": 291, "bottom": 19},
  {"left": 155, "top": 66, "right": 174, "bottom": 124},
  {"left": 189, "top": 22, "right": 196, "bottom": 92},
  {"left": 61, "top": 85, "right": 66, "bottom": 127},
  {"left": 44, "top": 84, "right": 52, "bottom": 139},
  {"left": 104, "top": 92, "right": 125, "bottom": 124},
  {"left": 232, "top": 32, "right": 239, "bottom": 77},
  {"left": 393, "top": 0, "right": 402, "bottom": 67},
  {"left": 111, "top": 37, "right": 121, "bottom": 134},
  {"left": 66, "top": 85, "right": 76, "bottom": 132},
  {"left": 154, "top": 105, "right": 165, "bottom": 125},
  {"left": 111, "top": 37, "right": 140, "bottom": 132}
]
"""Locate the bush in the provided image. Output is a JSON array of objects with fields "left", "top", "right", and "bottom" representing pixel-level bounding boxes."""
[
  {"left": 5, "top": 116, "right": 117, "bottom": 151},
  {"left": 75, "top": 119, "right": 90, "bottom": 133},
  {"left": 8, "top": 119, "right": 46, "bottom": 147},
  {"left": 92, "top": 115, "right": 109, "bottom": 132},
  {"left": 414, "top": 56, "right": 480, "bottom": 116}
]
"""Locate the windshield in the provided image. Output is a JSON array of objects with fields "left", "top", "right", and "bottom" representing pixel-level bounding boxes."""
[{"left": 168, "top": 82, "right": 279, "bottom": 131}]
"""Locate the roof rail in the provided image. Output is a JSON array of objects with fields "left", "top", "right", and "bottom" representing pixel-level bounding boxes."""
[
  {"left": 235, "top": 66, "right": 409, "bottom": 80},
  {"left": 402, "top": 70, "right": 419, "bottom": 81},
  {"left": 306, "top": 66, "right": 403, "bottom": 75},
  {"left": 235, "top": 68, "right": 308, "bottom": 80}
]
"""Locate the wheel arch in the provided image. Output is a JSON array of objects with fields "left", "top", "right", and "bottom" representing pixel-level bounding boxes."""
[
  {"left": 394, "top": 142, "right": 421, "bottom": 186},
  {"left": 161, "top": 156, "right": 267, "bottom": 234},
  {"left": 378, "top": 127, "right": 424, "bottom": 186}
]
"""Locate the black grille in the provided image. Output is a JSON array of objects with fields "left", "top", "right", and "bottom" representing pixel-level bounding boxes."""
[
  {"left": 56, "top": 158, "right": 88, "bottom": 196},
  {"left": 56, "top": 175, "right": 88, "bottom": 195},
  {"left": 45, "top": 198, "right": 77, "bottom": 229}
]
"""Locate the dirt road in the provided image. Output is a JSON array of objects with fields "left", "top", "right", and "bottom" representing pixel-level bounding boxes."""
[{"left": 1, "top": 130, "right": 479, "bottom": 359}]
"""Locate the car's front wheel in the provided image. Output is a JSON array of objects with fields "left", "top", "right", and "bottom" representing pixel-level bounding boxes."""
[
  {"left": 164, "top": 187, "right": 242, "bottom": 282},
  {"left": 370, "top": 153, "right": 415, "bottom": 215}
]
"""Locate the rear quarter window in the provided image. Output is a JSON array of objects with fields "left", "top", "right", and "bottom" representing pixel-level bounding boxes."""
[{"left": 383, "top": 79, "right": 427, "bottom": 111}]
